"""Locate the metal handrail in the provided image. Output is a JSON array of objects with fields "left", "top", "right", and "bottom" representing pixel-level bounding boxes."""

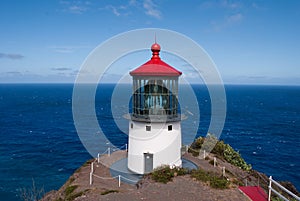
[{"left": 268, "top": 176, "right": 300, "bottom": 201}]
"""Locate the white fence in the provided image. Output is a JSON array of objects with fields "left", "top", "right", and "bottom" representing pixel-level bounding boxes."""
[
  {"left": 97, "top": 144, "right": 128, "bottom": 163},
  {"left": 89, "top": 144, "right": 138, "bottom": 187},
  {"left": 188, "top": 147, "right": 227, "bottom": 177},
  {"left": 89, "top": 161, "right": 137, "bottom": 187},
  {"left": 268, "top": 176, "right": 300, "bottom": 201}
]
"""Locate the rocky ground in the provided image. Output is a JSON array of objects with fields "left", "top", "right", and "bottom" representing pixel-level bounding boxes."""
[{"left": 41, "top": 150, "right": 263, "bottom": 201}]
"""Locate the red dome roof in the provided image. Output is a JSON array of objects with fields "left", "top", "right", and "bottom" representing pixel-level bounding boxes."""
[{"left": 130, "top": 43, "right": 182, "bottom": 77}]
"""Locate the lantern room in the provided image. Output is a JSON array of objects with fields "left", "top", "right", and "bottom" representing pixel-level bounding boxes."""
[{"left": 130, "top": 43, "right": 182, "bottom": 121}]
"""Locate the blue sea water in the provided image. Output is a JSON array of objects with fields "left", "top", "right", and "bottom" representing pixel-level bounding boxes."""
[{"left": 0, "top": 84, "right": 299, "bottom": 201}]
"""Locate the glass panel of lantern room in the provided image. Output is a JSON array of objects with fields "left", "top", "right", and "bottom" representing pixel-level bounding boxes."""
[
  {"left": 138, "top": 78, "right": 141, "bottom": 115},
  {"left": 136, "top": 78, "right": 139, "bottom": 115},
  {"left": 175, "top": 78, "right": 179, "bottom": 115},
  {"left": 139, "top": 78, "right": 142, "bottom": 115},
  {"left": 140, "top": 79, "right": 144, "bottom": 115},
  {"left": 165, "top": 79, "right": 169, "bottom": 115},
  {"left": 133, "top": 78, "right": 136, "bottom": 115},
  {"left": 170, "top": 79, "right": 173, "bottom": 115},
  {"left": 144, "top": 79, "right": 149, "bottom": 115},
  {"left": 174, "top": 78, "right": 178, "bottom": 95}
]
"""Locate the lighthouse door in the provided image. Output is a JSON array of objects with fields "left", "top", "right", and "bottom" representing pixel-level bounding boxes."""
[{"left": 144, "top": 153, "right": 153, "bottom": 173}]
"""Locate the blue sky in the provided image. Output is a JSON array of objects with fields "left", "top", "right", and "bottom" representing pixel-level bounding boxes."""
[{"left": 0, "top": 0, "right": 299, "bottom": 85}]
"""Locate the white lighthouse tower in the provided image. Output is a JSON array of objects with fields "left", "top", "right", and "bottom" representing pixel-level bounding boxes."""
[{"left": 127, "top": 42, "right": 182, "bottom": 174}]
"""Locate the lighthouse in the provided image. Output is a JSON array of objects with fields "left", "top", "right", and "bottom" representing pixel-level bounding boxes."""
[{"left": 127, "top": 42, "right": 182, "bottom": 174}]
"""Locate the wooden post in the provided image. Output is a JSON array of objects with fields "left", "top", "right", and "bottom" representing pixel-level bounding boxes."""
[
  {"left": 118, "top": 175, "right": 121, "bottom": 187},
  {"left": 91, "top": 162, "right": 94, "bottom": 173},
  {"left": 89, "top": 172, "right": 93, "bottom": 185},
  {"left": 203, "top": 150, "right": 206, "bottom": 159},
  {"left": 222, "top": 167, "right": 225, "bottom": 177},
  {"left": 213, "top": 157, "right": 216, "bottom": 167},
  {"left": 268, "top": 176, "right": 272, "bottom": 201},
  {"left": 97, "top": 153, "right": 100, "bottom": 163},
  {"left": 108, "top": 147, "right": 111, "bottom": 156}
]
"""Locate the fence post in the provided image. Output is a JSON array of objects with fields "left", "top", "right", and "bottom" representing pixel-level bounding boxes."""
[
  {"left": 245, "top": 178, "right": 248, "bottom": 186},
  {"left": 97, "top": 153, "right": 100, "bottom": 163},
  {"left": 213, "top": 157, "right": 216, "bottom": 167},
  {"left": 125, "top": 144, "right": 128, "bottom": 152},
  {"left": 91, "top": 162, "right": 94, "bottom": 173},
  {"left": 118, "top": 175, "right": 121, "bottom": 187},
  {"left": 222, "top": 167, "right": 225, "bottom": 177},
  {"left": 108, "top": 147, "right": 111, "bottom": 156},
  {"left": 203, "top": 150, "right": 206, "bottom": 159},
  {"left": 268, "top": 176, "right": 272, "bottom": 201},
  {"left": 89, "top": 172, "right": 93, "bottom": 185}
]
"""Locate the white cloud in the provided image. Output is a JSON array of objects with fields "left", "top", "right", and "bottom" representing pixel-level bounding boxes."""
[
  {"left": 60, "top": 0, "right": 88, "bottom": 14},
  {"left": 221, "top": 0, "right": 241, "bottom": 9},
  {"left": 143, "top": 0, "right": 161, "bottom": 19},
  {"left": 0, "top": 53, "right": 24, "bottom": 60},
  {"left": 129, "top": 0, "right": 137, "bottom": 6},
  {"left": 68, "top": 5, "right": 87, "bottom": 14},
  {"left": 227, "top": 13, "right": 243, "bottom": 23},
  {"left": 100, "top": 4, "right": 130, "bottom": 17},
  {"left": 200, "top": 0, "right": 242, "bottom": 10},
  {"left": 210, "top": 13, "right": 243, "bottom": 31},
  {"left": 104, "top": 5, "right": 122, "bottom": 17},
  {"left": 51, "top": 67, "right": 73, "bottom": 71}
]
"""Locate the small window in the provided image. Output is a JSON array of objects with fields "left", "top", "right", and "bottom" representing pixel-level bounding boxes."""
[
  {"left": 131, "top": 123, "right": 133, "bottom": 129},
  {"left": 168, "top": 125, "right": 172, "bottom": 131},
  {"left": 146, "top": 125, "right": 151, "bottom": 131}
]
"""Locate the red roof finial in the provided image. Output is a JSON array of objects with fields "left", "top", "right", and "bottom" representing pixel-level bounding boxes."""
[{"left": 151, "top": 43, "right": 161, "bottom": 59}]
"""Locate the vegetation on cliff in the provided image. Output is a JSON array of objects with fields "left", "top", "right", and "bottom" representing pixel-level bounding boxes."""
[{"left": 189, "top": 134, "right": 252, "bottom": 171}]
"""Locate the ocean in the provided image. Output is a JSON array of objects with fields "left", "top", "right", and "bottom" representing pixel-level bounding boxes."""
[{"left": 0, "top": 84, "right": 299, "bottom": 201}]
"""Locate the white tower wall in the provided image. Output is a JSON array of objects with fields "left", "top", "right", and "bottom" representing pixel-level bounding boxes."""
[{"left": 128, "top": 120, "right": 182, "bottom": 174}]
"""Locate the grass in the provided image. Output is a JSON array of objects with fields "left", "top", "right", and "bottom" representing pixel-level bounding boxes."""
[
  {"left": 151, "top": 165, "right": 229, "bottom": 189},
  {"left": 190, "top": 169, "right": 229, "bottom": 189},
  {"left": 68, "top": 177, "right": 75, "bottom": 184},
  {"left": 64, "top": 185, "right": 78, "bottom": 197},
  {"left": 63, "top": 185, "right": 88, "bottom": 201},
  {"left": 66, "top": 190, "right": 87, "bottom": 201},
  {"left": 101, "top": 189, "right": 119, "bottom": 195}
]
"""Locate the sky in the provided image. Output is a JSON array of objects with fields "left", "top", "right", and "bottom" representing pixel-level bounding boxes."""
[{"left": 0, "top": 0, "right": 299, "bottom": 85}]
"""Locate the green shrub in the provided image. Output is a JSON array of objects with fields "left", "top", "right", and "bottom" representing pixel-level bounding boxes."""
[
  {"left": 190, "top": 135, "right": 252, "bottom": 171},
  {"left": 176, "top": 167, "right": 188, "bottom": 176},
  {"left": 151, "top": 166, "right": 188, "bottom": 183},
  {"left": 223, "top": 144, "right": 252, "bottom": 171},
  {"left": 101, "top": 189, "right": 119, "bottom": 195},
  {"left": 66, "top": 191, "right": 85, "bottom": 201},
  {"left": 210, "top": 176, "right": 229, "bottom": 189},
  {"left": 190, "top": 169, "right": 229, "bottom": 189},
  {"left": 151, "top": 166, "right": 174, "bottom": 183},
  {"left": 190, "top": 169, "right": 210, "bottom": 182},
  {"left": 188, "top": 147, "right": 200, "bottom": 157},
  {"left": 64, "top": 185, "right": 78, "bottom": 197}
]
